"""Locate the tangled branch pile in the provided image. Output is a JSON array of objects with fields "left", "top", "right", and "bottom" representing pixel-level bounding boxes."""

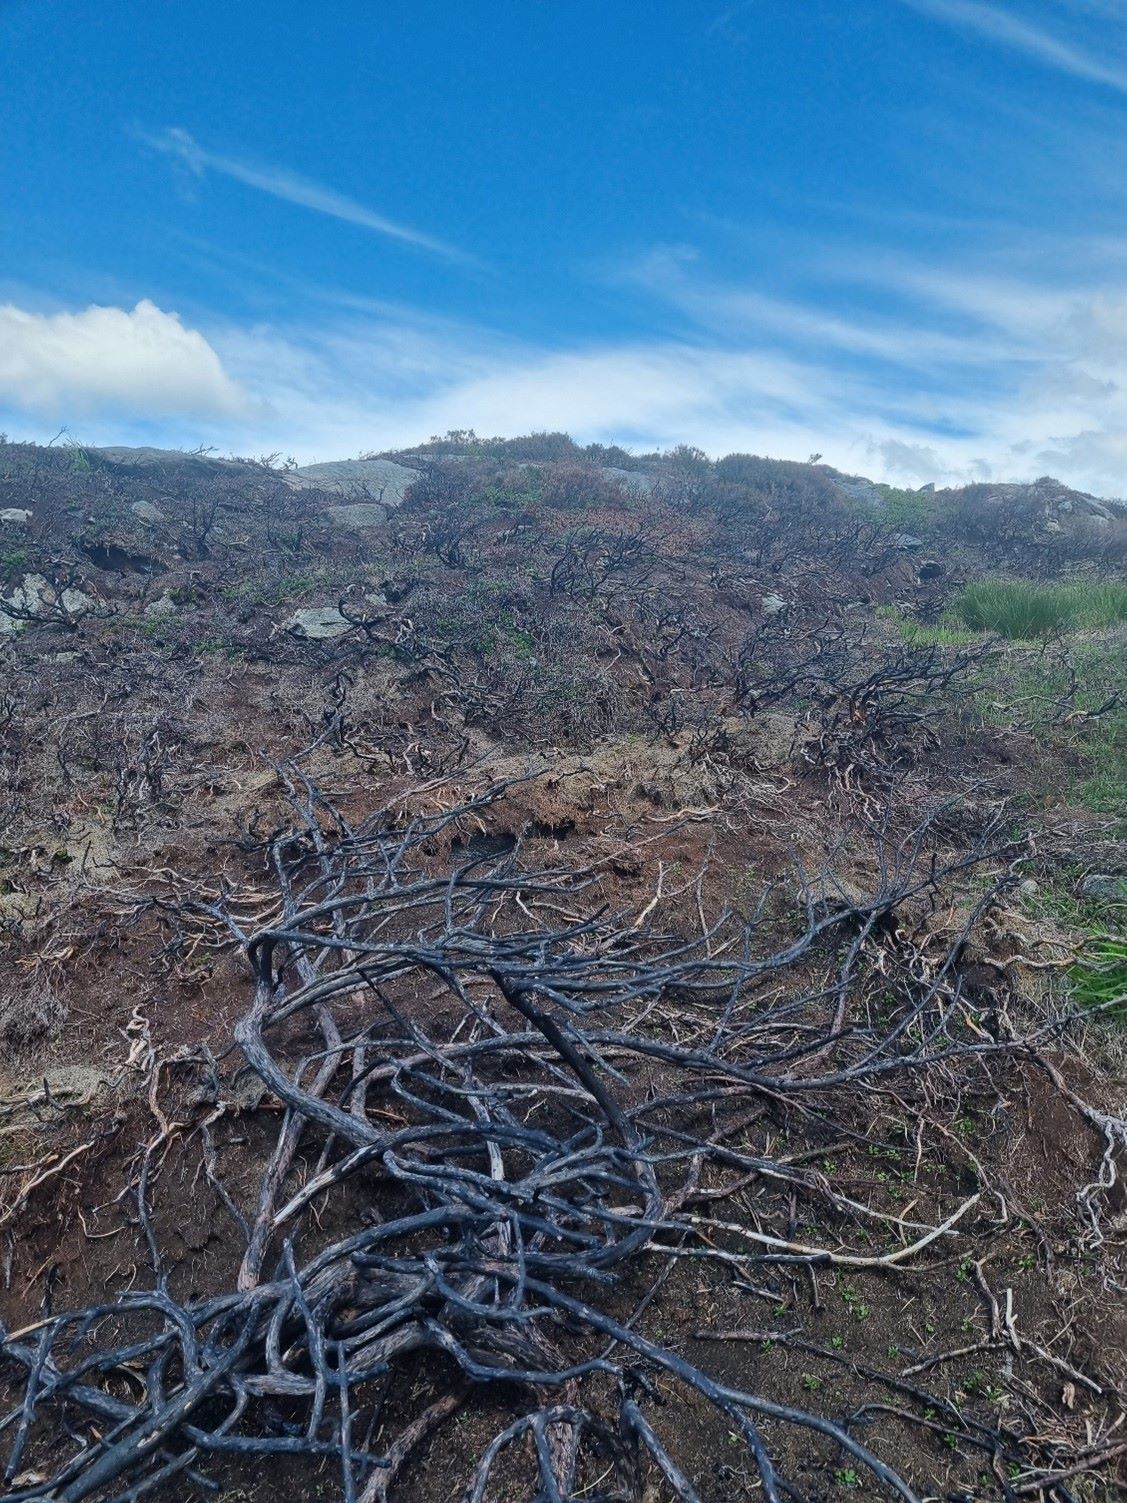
[{"left": 7, "top": 761, "right": 1116, "bottom": 1503}]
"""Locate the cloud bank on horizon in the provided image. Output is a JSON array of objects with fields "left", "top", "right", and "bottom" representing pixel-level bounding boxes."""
[
  {"left": 7, "top": 255, "right": 1127, "bottom": 494},
  {"left": 4, "top": 1, "right": 1127, "bottom": 494}
]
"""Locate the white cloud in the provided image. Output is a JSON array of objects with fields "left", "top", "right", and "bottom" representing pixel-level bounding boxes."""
[
  {"left": 898, "top": 0, "right": 1127, "bottom": 93},
  {"left": 0, "top": 298, "right": 256, "bottom": 420},
  {"left": 187, "top": 309, "right": 1079, "bottom": 489},
  {"left": 142, "top": 127, "right": 472, "bottom": 264},
  {"left": 870, "top": 439, "right": 953, "bottom": 481},
  {"left": 197, "top": 317, "right": 881, "bottom": 471}
]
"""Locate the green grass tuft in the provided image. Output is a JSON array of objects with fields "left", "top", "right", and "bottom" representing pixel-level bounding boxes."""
[
  {"left": 895, "top": 619, "right": 980, "bottom": 647},
  {"left": 221, "top": 573, "right": 318, "bottom": 607},
  {"left": 970, "top": 636, "right": 1126, "bottom": 822},
  {"left": 1069, "top": 937, "right": 1127, "bottom": 1019},
  {"left": 953, "top": 579, "right": 1127, "bottom": 640}
]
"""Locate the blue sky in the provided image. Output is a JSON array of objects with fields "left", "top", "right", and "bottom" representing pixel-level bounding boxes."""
[{"left": 3, "top": 0, "right": 1127, "bottom": 491}]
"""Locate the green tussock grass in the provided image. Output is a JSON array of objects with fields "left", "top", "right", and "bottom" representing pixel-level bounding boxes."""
[
  {"left": 953, "top": 579, "right": 1127, "bottom": 640},
  {"left": 221, "top": 573, "right": 318, "bottom": 607},
  {"left": 1055, "top": 645, "right": 1126, "bottom": 818},
  {"left": 972, "top": 636, "right": 1126, "bottom": 821},
  {"left": 895, "top": 619, "right": 980, "bottom": 648},
  {"left": 1070, "top": 937, "right": 1127, "bottom": 1020},
  {"left": 875, "top": 604, "right": 979, "bottom": 647},
  {"left": 1020, "top": 879, "right": 1125, "bottom": 1022}
]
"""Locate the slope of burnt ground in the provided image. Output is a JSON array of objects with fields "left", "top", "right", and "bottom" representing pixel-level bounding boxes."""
[{"left": 0, "top": 438, "right": 1123, "bottom": 1502}]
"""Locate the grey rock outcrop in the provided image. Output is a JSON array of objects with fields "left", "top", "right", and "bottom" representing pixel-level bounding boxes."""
[
  {"left": 601, "top": 467, "right": 655, "bottom": 494},
  {"left": 831, "top": 475, "right": 884, "bottom": 507},
  {"left": 94, "top": 446, "right": 247, "bottom": 473},
  {"left": 288, "top": 459, "right": 420, "bottom": 507},
  {"left": 144, "top": 592, "right": 177, "bottom": 618},
  {"left": 326, "top": 504, "right": 392, "bottom": 531},
  {"left": 131, "top": 500, "right": 166, "bottom": 524},
  {"left": 283, "top": 606, "right": 353, "bottom": 640},
  {"left": 0, "top": 574, "right": 47, "bottom": 635},
  {"left": 0, "top": 575, "right": 96, "bottom": 637}
]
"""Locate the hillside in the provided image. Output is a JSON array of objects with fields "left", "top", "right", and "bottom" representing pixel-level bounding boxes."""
[{"left": 0, "top": 433, "right": 1124, "bottom": 1503}]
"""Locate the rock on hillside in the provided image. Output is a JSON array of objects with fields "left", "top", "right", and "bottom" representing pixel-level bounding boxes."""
[
  {"left": 286, "top": 458, "right": 419, "bottom": 505},
  {"left": 828, "top": 467, "right": 1124, "bottom": 525},
  {"left": 93, "top": 446, "right": 252, "bottom": 475}
]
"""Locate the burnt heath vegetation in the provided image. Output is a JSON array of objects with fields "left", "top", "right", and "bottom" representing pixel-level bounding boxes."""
[{"left": 0, "top": 435, "right": 1124, "bottom": 1503}]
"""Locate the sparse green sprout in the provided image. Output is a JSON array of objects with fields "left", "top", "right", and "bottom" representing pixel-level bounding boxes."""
[{"left": 840, "top": 1285, "right": 870, "bottom": 1320}]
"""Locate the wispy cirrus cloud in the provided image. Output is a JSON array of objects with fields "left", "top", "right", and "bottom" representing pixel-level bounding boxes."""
[
  {"left": 139, "top": 127, "right": 473, "bottom": 263},
  {"left": 706, "top": 3, "right": 759, "bottom": 38},
  {"left": 897, "top": 0, "right": 1127, "bottom": 93}
]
